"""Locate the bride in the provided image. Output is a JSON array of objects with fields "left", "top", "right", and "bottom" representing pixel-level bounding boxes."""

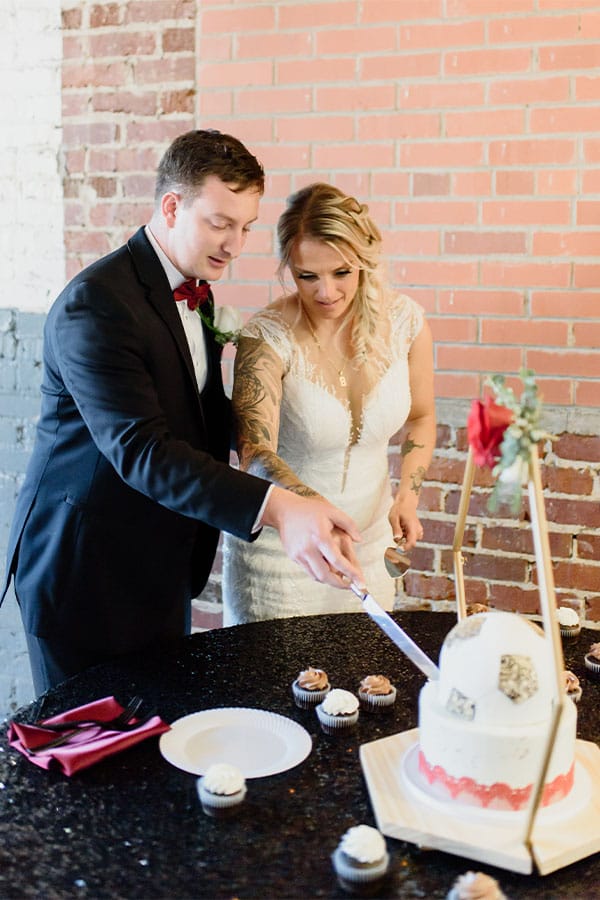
[{"left": 222, "top": 183, "right": 436, "bottom": 624}]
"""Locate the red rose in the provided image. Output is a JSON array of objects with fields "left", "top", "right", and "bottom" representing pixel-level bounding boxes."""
[{"left": 467, "top": 397, "right": 513, "bottom": 468}]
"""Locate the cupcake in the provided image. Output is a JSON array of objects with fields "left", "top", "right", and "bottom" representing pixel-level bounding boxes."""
[
  {"left": 358, "top": 675, "right": 397, "bottom": 713},
  {"left": 556, "top": 606, "right": 581, "bottom": 640},
  {"left": 584, "top": 642, "right": 600, "bottom": 681},
  {"left": 466, "top": 603, "right": 489, "bottom": 616},
  {"left": 196, "top": 763, "right": 247, "bottom": 818},
  {"left": 564, "top": 670, "right": 582, "bottom": 703},
  {"left": 446, "top": 870, "right": 506, "bottom": 899},
  {"left": 331, "top": 824, "right": 389, "bottom": 895},
  {"left": 316, "top": 688, "right": 359, "bottom": 735},
  {"left": 292, "top": 666, "right": 330, "bottom": 709}
]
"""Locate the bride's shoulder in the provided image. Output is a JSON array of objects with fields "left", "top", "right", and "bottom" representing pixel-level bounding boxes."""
[
  {"left": 388, "top": 292, "right": 425, "bottom": 333},
  {"left": 241, "top": 296, "right": 298, "bottom": 360}
]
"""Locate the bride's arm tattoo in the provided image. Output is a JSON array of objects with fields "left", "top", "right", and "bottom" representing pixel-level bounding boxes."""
[
  {"left": 232, "top": 337, "right": 319, "bottom": 497},
  {"left": 409, "top": 465, "right": 426, "bottom": 496},
  {"left": 401, "top": 433, "right": 425, "bottom": 457}
]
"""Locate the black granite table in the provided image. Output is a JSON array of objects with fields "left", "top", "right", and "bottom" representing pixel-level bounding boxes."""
[{"left": 1, "top": 611, "right": 598, "bottom": 899}]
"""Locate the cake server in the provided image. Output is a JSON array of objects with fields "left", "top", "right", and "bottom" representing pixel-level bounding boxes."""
[{"left": 349, "top": 582, "right": 439, "bottom": 681}]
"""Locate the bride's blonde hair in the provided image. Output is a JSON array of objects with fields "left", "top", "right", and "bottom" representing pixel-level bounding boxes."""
[{"left": 276, "top": 183, "right": 389, "bottom": 361}]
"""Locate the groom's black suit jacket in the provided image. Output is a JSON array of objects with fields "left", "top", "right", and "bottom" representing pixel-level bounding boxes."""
[{"left": 2, "top": 227, "right": 269, "bottom": 658}]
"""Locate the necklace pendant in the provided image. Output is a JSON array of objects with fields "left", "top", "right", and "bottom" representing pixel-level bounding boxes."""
[{"left": 339, "top": 373, "right": 347, "bottom": 388}]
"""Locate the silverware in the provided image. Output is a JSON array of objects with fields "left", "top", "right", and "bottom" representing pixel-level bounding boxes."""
[
  {"left": 350, "top": 582, "right": 439, "bottom": 681},
  {"left": 26, "top": 696, "right": 146, "bottom": 755},
  {"left": 384, "top": 545, "right": 411, "bottom": 578},
  {"left": 33, "top": 695, "right": 144, "bottom": 732}
]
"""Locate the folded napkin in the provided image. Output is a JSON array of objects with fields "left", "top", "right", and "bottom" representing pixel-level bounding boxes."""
[{"left": 8, "top": 695, "right": 170, "bottom": 776}]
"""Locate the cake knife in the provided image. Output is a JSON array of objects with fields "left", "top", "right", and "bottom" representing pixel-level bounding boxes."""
[{"left": 349, "top": 582, "right": 440, "bottom": 681}]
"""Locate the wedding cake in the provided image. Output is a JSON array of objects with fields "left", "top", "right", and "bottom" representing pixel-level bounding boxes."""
[{"left": 418, "top": 611, "right": 576, "bottom": 812}]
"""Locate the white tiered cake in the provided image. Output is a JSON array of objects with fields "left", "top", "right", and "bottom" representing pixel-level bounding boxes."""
[{"left": 418, "top": 611, "right": 576, "bottom": 812}]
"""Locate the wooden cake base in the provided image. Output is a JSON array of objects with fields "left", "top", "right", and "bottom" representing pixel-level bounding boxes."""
[{"left": 360, "top": 728, "right": 600, "bottom": 875}]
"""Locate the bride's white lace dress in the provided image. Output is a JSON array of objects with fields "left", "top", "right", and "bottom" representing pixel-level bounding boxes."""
[{"left": 222, "top": 294, "right": 424, "bottom": 626}]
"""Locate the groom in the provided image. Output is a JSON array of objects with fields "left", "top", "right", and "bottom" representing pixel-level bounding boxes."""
[{"left": 2, "top": 130, "right": 363, "bottom": 695}]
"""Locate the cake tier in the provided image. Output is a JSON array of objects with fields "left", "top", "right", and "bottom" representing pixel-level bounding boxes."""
[{"left": 418, "top": 680, "right": 576, "bottom": 811}]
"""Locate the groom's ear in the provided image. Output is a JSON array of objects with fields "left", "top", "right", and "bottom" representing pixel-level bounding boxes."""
[{"left": 161, "top": 191, "right": 181, "bottom": 227}]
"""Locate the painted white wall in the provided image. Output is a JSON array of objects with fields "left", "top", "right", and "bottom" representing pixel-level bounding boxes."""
[
  {"left": 0, "top": 0, "right": 63, "bottom": 714},
  {"left": 0, "top": 0, "right": 64, "bottom": 314}
]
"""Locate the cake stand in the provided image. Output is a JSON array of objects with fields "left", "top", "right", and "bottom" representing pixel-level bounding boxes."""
[{"left": 360, "top": 445, "right": 600, "bottom": 875}]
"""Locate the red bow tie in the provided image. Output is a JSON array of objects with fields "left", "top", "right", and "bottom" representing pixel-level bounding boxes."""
[{"left": 173, "top": 279, "right": 210, "bottom": 311}]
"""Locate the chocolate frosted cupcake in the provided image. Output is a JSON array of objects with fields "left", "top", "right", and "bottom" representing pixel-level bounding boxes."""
[
  {"left": 331, "top": 824, "right": 389, "bottom": 895},
  {"left": 196, "top": 763, "right": 247, "bottom": 818},
  {"left": 564, "top": 669, "right": 582, "bottom": 703},
  {"left": 358, "top": 675, "right": 397, "bottom": 713},
  {"left": 446, "top": 870, "right": 506, "bottom": 900},
  {"left": 556, "top": 606, "right": 581, "bottom": 640},
  {"left": 292, "top": 666, "right": 330, "bottom": 709},
  {"left": 316, "top": 688, "right": 359, "bottom": 735},
  {"left": 584, "top": 642, "right": 600, "bottom": 681}
]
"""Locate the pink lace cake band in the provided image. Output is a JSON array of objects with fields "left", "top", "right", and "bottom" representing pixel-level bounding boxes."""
[{"left": 418, "top": 750, "right": 574, "bottom": 812}]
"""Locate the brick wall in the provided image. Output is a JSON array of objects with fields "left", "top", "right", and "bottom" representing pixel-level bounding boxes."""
[{"left": 2, "top": 0, "right": 600, "bottom": 710}]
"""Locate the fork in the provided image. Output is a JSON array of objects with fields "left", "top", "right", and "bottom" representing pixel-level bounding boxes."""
[
  {"left": 26, "top": 696, "right": 146, "bottom": 755},
  {"left": 33, "top": 695, "right": 144, "bottom": 732}
]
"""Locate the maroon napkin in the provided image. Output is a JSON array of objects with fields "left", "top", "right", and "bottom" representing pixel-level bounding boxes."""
[{"left": 8, "top": 695, "right": 170, "bottom": 776}]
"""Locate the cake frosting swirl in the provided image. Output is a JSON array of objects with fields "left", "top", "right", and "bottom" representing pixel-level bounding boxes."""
[
  {"left": 447, "top": 870, "right": 505, "bottom": 899},
  {"left": 297, "top": 667, "right": 328, "bottom": 691},
  {"left": 201, "top": 763, "right": 245, "bottom": 795},
  {"left": 321, "top": 688, "right": 359, "bottom": 715},
  {"left": 338, "top": 824, "right": 387, "bottom": 863},
  {"left": 359, "top": 674, "right": 393, "bottom": 696}
]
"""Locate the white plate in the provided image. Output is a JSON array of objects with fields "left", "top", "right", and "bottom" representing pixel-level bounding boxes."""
[{"left": 159, "top": 707, "right": 312, "bottom": 778}]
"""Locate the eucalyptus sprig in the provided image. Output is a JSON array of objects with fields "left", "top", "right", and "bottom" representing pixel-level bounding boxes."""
[{"left": 486, "top": 369, "right": 554, "bottom": 513}]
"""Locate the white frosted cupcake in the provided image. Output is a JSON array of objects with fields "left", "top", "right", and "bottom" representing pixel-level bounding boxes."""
[
  {"left": 292, "top": 666, "right": 330, "bottom": 709},
  {"left": 316, "top": 688, "right": 359, "bottom": 735},
  {"left": 556, "top": 606, "right": 581, "bottom": 639},
  {"left": 332, "top": 824, "right": 389, "bottom": 895},
  {"left": 197, "top": 763, "right": 247, "bottom": 818},
  {"left": 358, "top": 675, "right": 397, "bottom": 713},
  {"left": 584, "top": 642, "right": 600, "bottom": 681},
  {"left": 447, "top": 870, "right": 506, "bottom": 899},
  {"left": 564, "top": 670, "right": 582, "bottom": 703}
]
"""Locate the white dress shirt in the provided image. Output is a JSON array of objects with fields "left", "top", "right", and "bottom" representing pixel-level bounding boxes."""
[{"left": 145, "top": 225, "right": 208, "bottom": 392}]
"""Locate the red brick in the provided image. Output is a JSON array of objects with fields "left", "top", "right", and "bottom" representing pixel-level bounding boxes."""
[
  {"left": 399, "top": 82, "right": 484, "bottom": 109},
  {"left": 575, "top": 382, "right": 600, "bottom": 407},
  {"left": 489, "top": 76, "right": 569, "bottom": 105},
  {"left": 481, "top": 319, "right": 568, "bottom": 346},
  {"left": 161, "top": 89, "right": 195, "bottom": 115},
  {"left": 357, "top": 113, "right": 440, "bottom": 141},
  {"left": 237, "top": 31, "right": 311, "bottom": 59},
  {"left": 404, "top": 573, "right": 456, "bottom": 602},
  {"left": 577, "top": 534, "right": 600, "bottom": 561},
  {"left": 201, "top": 5, "right": 275, "bottom": 32},
  {"left": 536, "top": 561, "right": 600, "bottom": 594},
  {"left": 277, "top": 58, "right": 355, "bottom": 85},
  {"left": 530, "top": 291, "right": 598, "bottom": 319},
  {"left": 533, "top": 232, "right": 600, "bottom": 257},
  {"left": 413, "top": 173, "right": 450, "bottom": 196},
  {"left": 539, "top": 44, "right": 600, "bottom": 71},
  {"left": 395, "top": 201, "right": 477, "bottom": 226},
  {"left": 489, "top": 139, "right": 575, "bottom": 166},
  {"left": 317, "top": 85, "right": 395, "bottom": 112},
  {"left": 435, "top": 373, "right": 481, "bottom": 399},
  {"left": 62, "top": 7, "right": 82, "bottom": 29},
  {"left": 162, "top": 28, "right": 195, "bottom": 53},
  {"left": 542, "top": 464, "right": 594, "bottom": 496},
  {"left": 93, "top": 91, "right": 158, "bottom": 116},
  {"left": 363, "top": 53, "right": 441, "bottom": 80},
  {"left": 482, "top": 261, "right": 570, "bottom": 288},
  {"left": 553, "top": 434, "right": 600, "bottom": 464},
  {"left": 126, "top": 1, "right": 195, "bottom": 24},
  {"left": 445, "top": 48, "right": 531, "bottom": 76},
  {"left": 438, "top": 289, "right": 524, "bottom": 316},
  {"left": 487, "top": 585, "right": 541, "bottom": 616},
  {"left": 429, "top": 316, "right": 477, "bottom": 344},
  {"left": 89, "top": 177, "right": 117, "bottom": 199},
  {"left": 89, "top": 32, "right": 156, "bottom": 58},
  {"left": 90, "top": 3, "right": 121, "bottom": 27},
  {"left": 444, "top": 231, "right": 526, "bottom": 255},
  {"left": 495, "top": 170, "right": 535, "bottom": 195}
]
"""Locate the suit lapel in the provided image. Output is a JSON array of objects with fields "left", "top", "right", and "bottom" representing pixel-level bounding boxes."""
[{"left": 126, "top": 228, "right": 205, "bottom": 403}]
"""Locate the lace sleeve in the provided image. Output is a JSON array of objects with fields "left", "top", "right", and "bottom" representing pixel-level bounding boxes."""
[
  {"left": 390, "top": 294, "right": 425, "bottom": 352},
  {"left": 240, "top": 309, "right": 294, "bottom": 371}
]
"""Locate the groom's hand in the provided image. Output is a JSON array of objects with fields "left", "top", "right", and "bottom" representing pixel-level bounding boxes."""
[{"left": 261, "top": 486, "right": 364, "bottom": 589}]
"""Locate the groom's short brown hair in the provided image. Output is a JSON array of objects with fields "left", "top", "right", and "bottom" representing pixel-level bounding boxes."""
[{"left": 154, "top": 129, "right": 265, "bottom": 205}]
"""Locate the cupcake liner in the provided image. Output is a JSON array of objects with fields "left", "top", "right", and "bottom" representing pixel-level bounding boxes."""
[
  {"left": 197, "top": 781, "right": 247, "bottom": 817},
  {"left": 332, "top": 847, "right": 389, "bottom": 885},
  {"left": 358, "top": 685, "right": 397, "bottom": 713},
  {"left": 584, "top": 654, "right": 600, "bottom": 680},
  {"left": 316, "top": 704, "right": 359, "bottom": 735},
  {"left": 292, "top": 679, "right": 330, "bottom": 710},
  {"left": 560, "top": 625, "right": 581, "bottom": 640}
]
